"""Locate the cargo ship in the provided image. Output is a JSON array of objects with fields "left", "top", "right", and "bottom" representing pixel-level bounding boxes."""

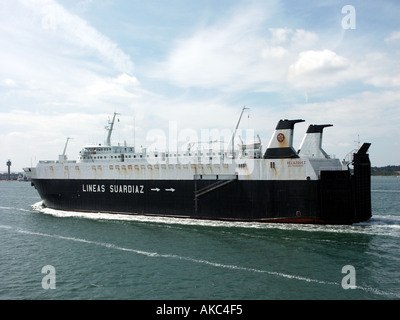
[{"left": 24, "top": 110, "right": 372, "bottom": 224}]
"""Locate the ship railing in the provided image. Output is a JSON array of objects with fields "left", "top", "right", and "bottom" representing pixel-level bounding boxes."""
[{"left": 342, "top": 148, "right": 358, "bottom": 168}]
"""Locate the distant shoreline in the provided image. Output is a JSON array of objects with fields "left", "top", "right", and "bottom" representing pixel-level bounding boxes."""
[{"left": 371, "top": 165, "right": 400, "bottom": 176}]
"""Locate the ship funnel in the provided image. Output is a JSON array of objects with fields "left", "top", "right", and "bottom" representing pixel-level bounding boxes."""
[
  {"left": 298, "top": 124, "right": 333, "bottom": 158},
  {"left": 263, "top": 119, "right": 305, "bottom": 159}
]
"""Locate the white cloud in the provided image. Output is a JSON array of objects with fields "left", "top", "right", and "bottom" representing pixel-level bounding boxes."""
[
  {"left": 152, "top": 4, "right": 291, "bottom": 91},
  {"left": 85, "top": 73, "right": 141, "bottom": 100},
  {"left": 286, "top": 90, "right": 400, "bottom": 166},
  {"left": 152, "top": 5, "right": 325, "bottom": 93},
  {"left": 291, "top": 29, "right": 319, "bottom": 47},
  {"left": 0, "top": 0, "right": 139, "bottom": 114},
  {"left": 385, "top": 30, "right": 400, "bottom": 42},
  {"left": 269, "top": 28, "right": 318, "bottom": 47},
  {"left": 0, "top": 111, "right": 107, "bottom": 170},
  {"left": 269, "top": 28, "right": 292, "bottom": 44},
  {"left": 2, "top": 78, "right": 16, "bottom": 87},
  {"left": 288, "top": 50, "right": 351, "bottom": 89},
  {"left": 260, "top": 46, "right": 288, "bottom": 59},
  {"left": 19, "top": 0, "right": 134, "bottom": 74},
  {"left": 358, "top": 52, "right": 400, "bottom": 88}
]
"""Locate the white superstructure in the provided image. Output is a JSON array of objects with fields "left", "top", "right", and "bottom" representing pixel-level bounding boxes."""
[{"left": 25, "top": 112, "right": 344, "bottom": 183}]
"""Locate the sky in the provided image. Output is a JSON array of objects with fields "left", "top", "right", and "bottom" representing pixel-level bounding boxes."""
[{"left": 1, "top": 0, "right": 400, "bottom": 171}]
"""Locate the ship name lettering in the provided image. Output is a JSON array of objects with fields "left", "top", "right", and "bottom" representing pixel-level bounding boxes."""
[
  {"left": 82, "top": 184, "right": 106, "bottom": 193},
  {"left": 287, "top": 160, "right": 306, "bottom": 167},
  {"left": 110, "top": 184, "right": 144, "bottom": 194}
]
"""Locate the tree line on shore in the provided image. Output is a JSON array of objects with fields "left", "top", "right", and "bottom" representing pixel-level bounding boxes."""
[{"left": 371, "top": 165, "right": 400, "bottom": 176}]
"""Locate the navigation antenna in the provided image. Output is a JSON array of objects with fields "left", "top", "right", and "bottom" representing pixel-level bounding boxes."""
[
  {"left": 229, "top": 106, "right": 249, "bottom": 159},
  {"left": 354, "top": 134, "right": 360, "bottom": 149},
  {"left": 105, "top": 112, "right": 120, "bottom": 146}
]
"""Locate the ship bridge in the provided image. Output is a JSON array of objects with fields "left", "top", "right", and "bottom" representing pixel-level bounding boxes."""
[{"left": 79, "top": 145, "right": 136, "bottom": 162}]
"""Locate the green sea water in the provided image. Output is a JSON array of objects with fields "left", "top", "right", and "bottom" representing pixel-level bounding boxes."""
[{"left": 0, "top": 176, "right": 399, "bottom": 300}]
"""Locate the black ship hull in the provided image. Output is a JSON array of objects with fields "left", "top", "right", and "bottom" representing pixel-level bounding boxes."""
[{"left": 31, "top": 165, "right": 371, "bottom": 225}]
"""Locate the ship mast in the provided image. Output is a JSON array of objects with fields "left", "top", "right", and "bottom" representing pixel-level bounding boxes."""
[
  {"left": 62, "top": 137, "right": 72, "bottom": 158},
  {"left": 105, "top": 112, "right": 119, "bottom": 146},
  {"left": 230, "top": 106, "right": 249, "bottom": 159}
]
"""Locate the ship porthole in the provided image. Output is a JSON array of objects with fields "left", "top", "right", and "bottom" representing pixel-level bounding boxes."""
[{"left": 296, "top": 211, "right": 302, "bottom": 217}]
